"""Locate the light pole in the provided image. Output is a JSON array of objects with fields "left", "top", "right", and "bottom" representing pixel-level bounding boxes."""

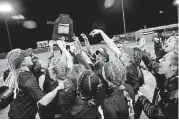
[
  {"left": 0, "top": 3, "right": 13, "bottom": 50},
  {"left": 173, "top": 0, "right": 179, "bottom": 25},
  {"left": 120, "top": 0, "right": 127, "bottom": 40},
  {"left": 104, "top": 0, "right": 127, "bottom": 39}
]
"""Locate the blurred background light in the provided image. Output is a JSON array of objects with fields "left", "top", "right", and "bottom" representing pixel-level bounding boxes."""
[
  {"left": 23, "top": 20, "right": 37, "bottom": 29},
  {"left": 104, "top": 0, "right": 115, "bottom": 8},
  {"left": 0, "top": 3, "right": 12, "bottom": 12},
  {"left": 11, "top": 15, "right": 25, "bottom": 20}
]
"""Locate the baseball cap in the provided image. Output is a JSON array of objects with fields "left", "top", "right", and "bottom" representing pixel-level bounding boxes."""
[
  {"left": 95, "top": 48, "right": 109, "bottom": 62},
  {"left": 102, "top": 60, "right": 126, "bottom": 86},
  {"left": 7, "top": 48, "right": 33, "bottom": 69},
  {"left": 21, "top": 48, "right": 33, "bottom": 58}
]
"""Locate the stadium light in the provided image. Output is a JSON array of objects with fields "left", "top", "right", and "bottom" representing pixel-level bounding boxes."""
[
  {"left": 0, "top": 3, "right": 13, "bottom": 50},
  {"left": 0, "top": 4, "right": 12, "bottom": 12},
  {"left": 104, "top": 0, "right": 127, "bottom": 39},
  {"left": 120, "top": 0, "right": 127, "bottom": 40},
  {"left": 173, "top": 0, "right": 179, "bottom": 5}
]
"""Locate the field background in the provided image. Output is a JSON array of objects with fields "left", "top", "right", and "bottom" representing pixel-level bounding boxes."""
[{"left": 0, "top": 42, "right": 156, "bottom": 119}]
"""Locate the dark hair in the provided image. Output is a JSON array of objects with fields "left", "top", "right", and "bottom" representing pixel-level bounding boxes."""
[
  {"left": 78, "top": 70, "right": 101, "bottom": 101},
  {"left": 66, "top": 45, "right": 70, "bottom": 51},
  {"left": 96, "top": 48, "right": 109, "bottom": 62},
  {"left": 30, "top": 60, "right": 42, "bottom": 79}
]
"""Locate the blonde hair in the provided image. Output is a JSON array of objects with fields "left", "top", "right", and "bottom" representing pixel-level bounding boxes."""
[{"left": 4, "top": 49, "right": 22, "bottom": 96}]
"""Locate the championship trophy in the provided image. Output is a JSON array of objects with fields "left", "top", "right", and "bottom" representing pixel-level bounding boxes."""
[
  {"left": 47, "top": 14, "right": 75, "bottom": 54},
  {"left": 47, "top": 14, "right": 75, "bottom": 43}
]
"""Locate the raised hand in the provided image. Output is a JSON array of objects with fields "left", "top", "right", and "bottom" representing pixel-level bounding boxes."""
[
  {"left": 153, "top": 37, "right": 160, "bottom": 43},
  {"left": 74, "top": 41, "right": 82, "bottom": 55},
  {"left": 56, "top": 82, "right": 64, "bottom": 90},
  {"left": 73, "top": 36, "right": 81, "bottom": 46},
  {"left": 49, "top": 40, "right": 54, "bottom": 46},
  {"left": 80, "top": 33, "right": 88, "bottom": 41},
  {"left": 138, "top": 38, "right": 146, "bottom": 51},
  {"left": 48, "top": 40, "right": 55, "bottom": 57},
  {"left": 89, "top": 29, "right": 102, "bottom": 37},
  {"left": 56, "top": 40, "right": 65, "bottom": 50},
  {"left": 69, "top": 42, "right": 76, "bottom": 53}
]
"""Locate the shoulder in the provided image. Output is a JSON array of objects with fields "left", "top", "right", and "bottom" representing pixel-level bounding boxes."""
[{"left": 18, "top": 71, "right": 36, "bottom": 86}]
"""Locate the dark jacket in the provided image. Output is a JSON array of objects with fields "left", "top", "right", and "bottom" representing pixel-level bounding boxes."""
[
  {"left": 0, "top": 86, "right": 14, "bottom": 110},
  {"left": 135, "top": 75, "right": 178, "bottom": 119},
  {"left": 161, "top": 75, "right": 178, "bottom": 118},
  {"left": 102, "top": 84, "right": 135, "bottom": 119},
  {"left": 38, "top": 72, "right": 77, "bottom": 119},
  {"left": 9, "top": 71, "right": 45, "bottom": 119},
  {"left": 141, "top": 48, "right": 178, "bottom": 118},
  {"left": 69, "top": 97, "right": 101, "bottom": 119}
]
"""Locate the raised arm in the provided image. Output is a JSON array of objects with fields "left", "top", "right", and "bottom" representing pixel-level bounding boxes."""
[
  {"left": 90, "top": 29, "right": 122, "bottom": 57},
  {"left": 47, "top": 40, "right": 55, "bottom": 67},
  {"left": 56, "top": 40, "right": 73, "bottom": 70},
  {"left": 73, "top": 38, "right": 92, "bottom": 70},
  {"left": 24, "top": 75, "right": 64, "bottom": 106},
  {"left": 38, "top": 83, "right": 64, "bottom": 106},
  {"left": 136, "top": 38, "right": 159, "bottom": 73},
  {"left": 80, "top": 33, "right": 94, "bottom": 56}
]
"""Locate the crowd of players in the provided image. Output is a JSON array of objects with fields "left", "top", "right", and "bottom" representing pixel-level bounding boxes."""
[{"left": 0, "top": 29, "right": 178, "bottom": 119}]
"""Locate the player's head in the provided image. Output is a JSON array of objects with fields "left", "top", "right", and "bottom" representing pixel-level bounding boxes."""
[
  {"left": 158, "top": 50, "right": 178, "bottom": 76},
  {"left": 164, "top": 36, "right": 178, "bottom": 52},
  {"left": 95, "top": 47, "right": 109, "bottom": 62}
]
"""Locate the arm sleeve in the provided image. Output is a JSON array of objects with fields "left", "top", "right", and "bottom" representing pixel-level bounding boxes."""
[
  {"left": 141, "top": 50, "right": 159, "bottom": 73},
  {"left": 126, "top": 69, "right": 140, "bottom": 95},
  {"left": 154, "top": 41, "right": 165, "bottom": 59},
  {"left": 25, "top": 76, "right": 45, "bottom": 101},
  {"left": 163, "top": 98, "right": 178, "bottom": 118}
]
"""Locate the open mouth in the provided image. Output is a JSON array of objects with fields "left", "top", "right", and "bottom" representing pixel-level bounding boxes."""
[{"left": 164, "top": 45, "right": 168, "bottom": 49}]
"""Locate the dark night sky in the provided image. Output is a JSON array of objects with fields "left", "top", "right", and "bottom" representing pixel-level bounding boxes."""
[{"left": 0, "top": 0, "right": 178, "bottom": 53}]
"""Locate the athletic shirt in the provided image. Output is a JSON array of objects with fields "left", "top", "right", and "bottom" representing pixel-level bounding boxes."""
[
  {"left": 8, "top": 71, "right": 45, "bottom": 119},
  {"left": 102, "top": 84, "right": 135, "bottom": 119}
]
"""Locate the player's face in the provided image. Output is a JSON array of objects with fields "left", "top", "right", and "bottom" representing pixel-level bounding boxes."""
[
  {"left": 158, "top": 52, "right": 173, "bottom": 75},
  {"left": 153, "top": 37, "right": 160, "bottom": 43},
  {"left": 164, "top": 36, "right": 178, "bottom": 52},
  {"left": 23, "top": 56, "right": 33, "bottom": 67},
  {"left": 38, "top": 60, "right": 48, "bottom": 71}
]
